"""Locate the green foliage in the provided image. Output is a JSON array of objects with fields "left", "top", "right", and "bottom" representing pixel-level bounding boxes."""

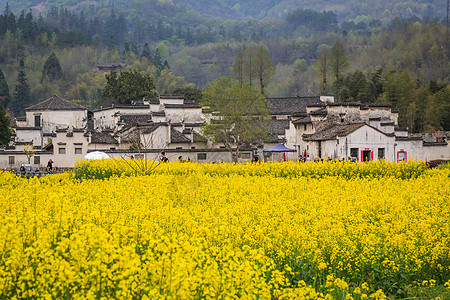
[
  {"left": 231, "top": 44, "right": 275, "bottom": 95},
  {"left": 172, "top": 86, "right": 202, "bottom": 103},
  {"left": 0, "top": 104, "right": 11, "bottom": 145},
  {"left": 314, "top": 45, "right": 331, "bottom": 95},
  {"left": 155, "top": 67, "right": 185, "bottom": 94},
  {"left": 254, "top": 44, "right": 275, "bottom": 95},
  {"left": 41, "top": 52, "right": 63, "bottom": 83},
  {"left": 0, "top": 67, "right": 10, "bottom": 108},
  {"left": 201, "top": 77, "right": 269, "bottom": 162},
  {"left": 286, "top": 9, "right": 337, "bottom": 32},
  {"left": 99, "top": 69, "right": 158, "bottom": 106},
  {"left": 11, "top": 59, "right": 31, "bottom": 116}
]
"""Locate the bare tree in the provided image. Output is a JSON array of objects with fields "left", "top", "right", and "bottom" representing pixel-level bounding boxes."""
[
  {"left": 23, "top": 144, "right": 36, "bottom": 165},
  {"left": 118, "top": 125, "right": 165, "bottom": 176}
]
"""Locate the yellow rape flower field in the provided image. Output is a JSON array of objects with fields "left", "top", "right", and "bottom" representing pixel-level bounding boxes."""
[{"left": 0, "top": 160, "right": 449, "bottom": 299}]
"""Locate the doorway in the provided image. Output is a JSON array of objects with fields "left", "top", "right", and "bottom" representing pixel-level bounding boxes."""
[{"left": 362, "top": 150, "right": 371, "bottom": 162}]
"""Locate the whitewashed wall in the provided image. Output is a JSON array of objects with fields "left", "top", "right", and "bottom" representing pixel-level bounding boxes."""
[
  {"left": 26, "top": 110, "right": 87, "bottom": 132},
  {"left": 335, "top": 126, "right": 396, "bottom": 161},
  {"left": 15, "top": 129, "right": 43, "bottom": 147}
]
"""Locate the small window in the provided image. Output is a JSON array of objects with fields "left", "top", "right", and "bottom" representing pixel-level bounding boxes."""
[
  {"left": 34, "top": 115, "right": 41, "bottom": 127},
  {"left": 197, "top": 153, "right": 207, "bottom": 160},
  {"left": 176, "top": 147, "right": 182, "bottom": 150},
  {"left": 191, "top": 146, "right": 196, "bottom": 149},
  {"left": 59, "top": 148, "right": 66, "bottom": 154},
  {"left": 34, "top": 156, "right": 40, "bottom": 164},
  {"left": 350, "top": 148, "right": 358, "bottom": 160},
  {"left": 75, "top": 148, "right": 82, "bottom": 154},
  {"left": 378, "top": 148, "right": 385, "bottom": 159},
  {"left": 8, "top": 156, "right": 14, "bottom": 165},
  {"left": 304, "top": 124, "right": 307, "bottom": 131},
  {"left": 272, "top": 116, "right": 277, "bottom": 120},
  {"left": 240, "top": 152, "right": 251, "bottom": 159}
]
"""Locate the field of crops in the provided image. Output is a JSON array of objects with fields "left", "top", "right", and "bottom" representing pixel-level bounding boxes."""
[{"left": 0, "top": 160, "right": 449, "bottom": 299}]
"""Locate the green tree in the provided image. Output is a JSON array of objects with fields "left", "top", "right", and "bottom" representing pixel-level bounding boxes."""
[
  {"left": 156, "top": 42, "right": 169, "bottom": 62},
  {"left": 11, "top": 59, "right": 31, "bottom": 117},
  {"left": 0, "top": 105, "right": 11, "bottom": 145},
  {"left": 0, "top": 67, "right": 10, "bottom": 108},
  {"left": 243, "top": 46, "right": 256, "bottom": 87},
  {"left": 155, "top": 68, "right": 185, "bottom": 94},
  {"left": 382, "top": 69, "right": 417, "bottom": 128},
  {"left": 41, "top": 52, "right": 63, "bottom": 83},
  {"left": 172, "top": 86, "right": 202, "bottom": 103},
  {"left": 201, "top": 77, "right": 270, "bottom": 163},
  {"left": 314, "top": 44, "right": 331, "bottom": 95},
  {"left": 141, "top": 42, "right": 152, "bottom": 60},
  {"left": 231, "top": 49, "right": 245, "bottom": 86},
  {"left": 99, "top": 69, "right": 157, "bottom": 106},
  {"left": 330, "top": 41, "right": 349, "bottom": 101},
  {"left": 254, "top": 44, "right": 275, "bottom": 95},
  {"left": 330, "top": 41, "right": 349, "bottom": 82}
]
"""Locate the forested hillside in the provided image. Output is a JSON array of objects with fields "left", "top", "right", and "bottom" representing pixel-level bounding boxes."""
[
  {"left": 0, "top": 0, "right": 448, "bottom": 133},
  {"left": 0, "top": 0, "right": 447, "bottom": 21}
]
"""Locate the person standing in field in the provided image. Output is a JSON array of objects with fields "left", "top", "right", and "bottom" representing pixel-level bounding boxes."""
[
  {"left": 47, "top": 159, "right": 54, "bottom": 172},
  {"left": 159, "top": 152, "right": 169, "bottom": 163}
]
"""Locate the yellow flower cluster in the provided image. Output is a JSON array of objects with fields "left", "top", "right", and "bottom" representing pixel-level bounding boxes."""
[{"left": 0, "top": 161, "right": 448, "bottom": 299}]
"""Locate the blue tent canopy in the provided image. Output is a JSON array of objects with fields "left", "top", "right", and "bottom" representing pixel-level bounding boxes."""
[{"left": 263, "top": 143, "right": 296, "bottom": 153}]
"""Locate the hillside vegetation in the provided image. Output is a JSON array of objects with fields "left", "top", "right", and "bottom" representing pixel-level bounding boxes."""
[
  {"left": 0, "top": 0, "right": 447, "bottom": 21},
  {"left": 0, "top": 0, "right": 448, "bottom": 132}
]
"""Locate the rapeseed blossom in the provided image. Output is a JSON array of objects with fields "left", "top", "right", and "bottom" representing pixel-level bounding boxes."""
[{"left": 0, "top": 161, "right": 448, "bottom": 299}]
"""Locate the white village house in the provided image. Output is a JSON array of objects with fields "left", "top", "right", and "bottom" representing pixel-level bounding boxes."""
[{"left": 1, "top": 94, "right": 449, "bottom": 170}]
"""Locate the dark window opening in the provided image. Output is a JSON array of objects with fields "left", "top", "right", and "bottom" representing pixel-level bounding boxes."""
[
  {"left": 34, "top": 115, "right": 41, "bottom": 127},
  {"left": 197, "top": 153, "right": 207, "bottom": 160},
  {"left": 350, "top": 148, "right": 358, "bottom": 160}
]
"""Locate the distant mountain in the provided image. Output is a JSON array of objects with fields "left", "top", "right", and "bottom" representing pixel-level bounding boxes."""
[{"left": 0, "top": 0, "right": 447, "bottom": 22}]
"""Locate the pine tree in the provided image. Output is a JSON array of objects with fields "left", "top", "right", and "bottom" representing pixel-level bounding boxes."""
[
  {"left": 12, "top": 59, "right": 31, "bottom": 116},
  {"left": 0, "top": 105, "right": 11, "bottom": 145},
  {"left": 41, "top": 52, "right": 63, "bottom": 83},
  {"left": 141, "top": 42, "right": 152, "bottom": 60},
  {"left": 0, "top": 67, "right": 10, "bottom": 108}
]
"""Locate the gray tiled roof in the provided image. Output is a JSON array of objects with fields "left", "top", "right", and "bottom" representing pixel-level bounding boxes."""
[
  {"left": 292, "top": 115, "right": 311, "bottom": 124},
  {"left": 192, "top": 131, "right": 207, "bottom": 143},
  {"left": 26, "top": 95, "right": 87, "bottom": 111},
  {"left": 171, "top": 128, "right": 191, "bottom": 143},
  {"left": 160, "top": 95, "right": 184, "bottom": 99},
  {"left": 119, "top": 114, "right": 152, "bottom": 126},
  {"left": 303, "top": 123, "right": 365, "bottom": 141},
  {"left": 117, "top": 123, "right": 162, "bottom": 143},
  {"left": 310, "top": 107, "right": 327, "bottom": 116},
  {"left": 164, "top": 104, "right": 201, "bottom": 109},
  {"left": 91, "top": 132, "right": 118, "bottom": 144},
  {"left": 269, "top": 119, "right": 290, "bottom": 135},
  {"left": 267, "top": 96, "right": 322, "bottom": 115},
  {"left": 144, "top": 97, "right": 160, "bottom": 104}
]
